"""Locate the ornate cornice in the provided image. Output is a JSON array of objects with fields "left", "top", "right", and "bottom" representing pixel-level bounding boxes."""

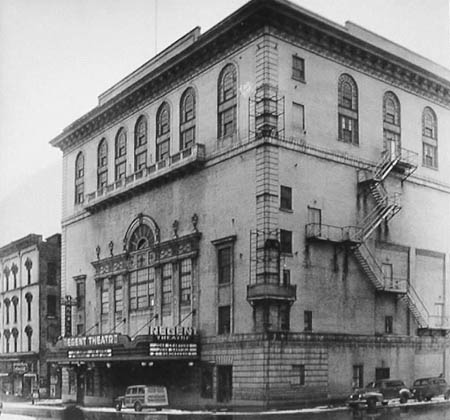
[{"left": 51, "top": 0, "right": 450, "bottom": 154}]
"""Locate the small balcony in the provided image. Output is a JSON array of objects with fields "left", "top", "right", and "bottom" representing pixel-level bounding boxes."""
[
  {"left": 85, "top": 144, "right": 206, "bottom": 212},
  {"left": 382, "top": 276, "right": 407, "bottom": 294},
  {"left": 305, "top": 223, "right": 362, "bottom": 245},
  {"left": 247, "top": 283, "right": 297, "bottom": 304}
]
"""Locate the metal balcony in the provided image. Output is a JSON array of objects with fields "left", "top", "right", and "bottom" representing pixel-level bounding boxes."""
[
  {"left": 305, "top": 223, "right": 362, "bottom": 245},
  {"left": 247, "top": 283, "right": 297, "bottom": 304},
  {"left": 85, "top": 144, "right": 206, "bottom": 212}
]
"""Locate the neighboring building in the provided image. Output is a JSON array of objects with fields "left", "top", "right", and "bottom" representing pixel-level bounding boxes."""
[
  {"left": 49, "top": 0, "right": 450, "bottom": 408},
  {"left": 0, "top": 233, "right": 61, "bottom": 399}
]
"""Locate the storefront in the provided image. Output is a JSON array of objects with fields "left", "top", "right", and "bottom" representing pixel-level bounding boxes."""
[
  {"left": 48, "top": 327, "right": 201, "bottom": 406},
  {"left": 0, "top": 357, "right": 39, "bottom": 399}
]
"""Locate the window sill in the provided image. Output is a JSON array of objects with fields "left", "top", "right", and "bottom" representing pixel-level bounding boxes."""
[
  {"left": 218, "top": 282, "right": 231, "bottom": 287},
  {"left": 337, "top": 137, "right": 359, "bottom": 146},
  {"left": 292, "top": 77, "right": 306, "bottom": 84},
  {"left": 279, "top": 207, "right": 293, "bottom": 214},
  {"left": 281, "top": 252, "right": 293, "bottom": 258},
  {"left": 422, "top": 164, "right": 438, "bottom": 171}
]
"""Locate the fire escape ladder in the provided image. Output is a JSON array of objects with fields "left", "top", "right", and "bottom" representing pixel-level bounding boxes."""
[{"left": 398, "top": 284, "right": 429, "bottom": 329}]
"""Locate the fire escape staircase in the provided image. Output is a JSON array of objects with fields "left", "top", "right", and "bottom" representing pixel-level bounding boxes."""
[{"left": 353, "top": 148, "right": 440, "bottom": 330}]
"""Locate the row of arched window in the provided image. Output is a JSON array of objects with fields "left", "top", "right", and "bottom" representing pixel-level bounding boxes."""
[
  {"left": 2, "top": 259, "right": 33, "bottom": 291},
  {"left": 337, "top": 73, "right": 438, "bottom": 167},
  {"left": 74, "top": 64, "right": 238, "bottom": 204},
  {"left": 3, "top": 326, "right": 33, "bottom": 353},
  {"left": 2, "top": 293, "right": 33, "bottom": 324}
]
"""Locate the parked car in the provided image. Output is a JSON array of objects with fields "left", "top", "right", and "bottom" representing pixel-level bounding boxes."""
[
  {"left": 115, "top": 385, "right": 169, "bottom": 412},
  {"left": 412, "top": 377, "right": 450, "bottom": 401},
  {"left": 348, "top": 379, "right": 412, "bottom": 409}
]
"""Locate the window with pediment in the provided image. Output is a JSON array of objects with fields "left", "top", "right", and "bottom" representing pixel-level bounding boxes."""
[
  {"left": 180, "top": 88, "right": 196, "bottom": 150},
  {"left": 338, "top": 74, "right": 358, "bottom": 145},
  {"left": 134, "top": 116, "right": 148, "bottom": 171},
  {"left": 422, "top": 107, "right": 438, "bottom": 168}
]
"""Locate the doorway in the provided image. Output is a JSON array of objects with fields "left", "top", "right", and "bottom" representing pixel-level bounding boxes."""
[{"left": 217, "top": 365, "right": 232, "bottom": 403}]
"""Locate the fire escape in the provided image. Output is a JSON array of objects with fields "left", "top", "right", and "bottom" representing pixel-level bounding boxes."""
[{"left": 305, "top": 146, "right": 447, "bottom": 331}]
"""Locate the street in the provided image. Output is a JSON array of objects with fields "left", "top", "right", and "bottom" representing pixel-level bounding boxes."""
[{"left": 1, "top": 398, "right": 450, "bottom": 419}]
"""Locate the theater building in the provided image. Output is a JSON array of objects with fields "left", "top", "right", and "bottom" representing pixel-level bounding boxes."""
[
  {"left": 0, "top": 234, "right": 61, "bottom": 399},
  {"left": 50, "top": 0, "right": 450, "bottom": 408}
]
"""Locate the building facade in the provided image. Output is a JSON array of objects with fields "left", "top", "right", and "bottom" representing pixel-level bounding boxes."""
[
  {"left": 50, "top": 0, "right": 450, "bottom": 408},
  {"left": 0, "top": 234, "right": 61, "bottom": 399}
]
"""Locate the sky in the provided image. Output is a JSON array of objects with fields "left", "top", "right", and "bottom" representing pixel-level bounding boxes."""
[{"left": 0, "top": 0, "right": 449, "bottom": 248}]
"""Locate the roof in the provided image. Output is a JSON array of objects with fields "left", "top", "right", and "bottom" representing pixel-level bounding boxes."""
[{"left": 50, "top": 0, "right": 450, "bottom": 151}]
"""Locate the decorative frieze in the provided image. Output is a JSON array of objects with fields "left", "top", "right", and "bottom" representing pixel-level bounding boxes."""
[{"left": 92, "top": 232, "right": 201, "bottom": 279}]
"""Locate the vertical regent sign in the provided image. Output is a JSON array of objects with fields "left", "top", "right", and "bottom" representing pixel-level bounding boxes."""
[{"left": 64, "top": 295, "right": 72, "bottom": 337}]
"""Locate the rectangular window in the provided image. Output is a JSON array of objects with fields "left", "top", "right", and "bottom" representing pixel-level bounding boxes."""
[
  {"left": 148, "top": 268, "right": 155, "bottom": 307},
  {"left": 280, "top": 186, "right": 292, "bottom": 210},
  {"left": 292, "top": 102, "right": 305, "bottom": 134},
  {"left": 76, "top": 280, "right": 85, "bottom": 310},
  {"left": 292, "top": 364, "right": 305, "bottom": 385},
  {"left": 353, "top": 365, "right": 364, "bottom": 388},
  {"left": 282, "top": 269, "right": 290, "bottom": 286},
  {"left": 304, "top": 310, "right": 312, "bottom": 332},
  {"left": 385, "top": 315, "right": 393, "bottom": 334},
  {"left": 375, "top": 367, "right": 390, "bottom": 381},
  {"left": 135, "top": 151, "right": 147, "bottom": 171},
  {"left": 218, "top": 305, "right": 231, "bottom": 335},
  {"left": 156, "top": 139, "right": 170, "bottom": 162},
  {"left": 162, "top": 264, "right": 173, "bottom": 312},
  {"left": 339, "top": 115, "right": 358, "bottom": 145},
  {"left": 76, "top": 324, "right": 84, "bottom": 336},
  {"left": 101, "top": 280, "right": 109, "bottom": 315},
  {"left": 181, "top": 127, "right": 195, "bottom": 150},
  {"left": 129, "top": 268, "right": 153, "bottom": 311},
  {"left": 280, "top": 303, "right": 290, "bottom": 331},
  {"left": 218, "top": 107, "right": 236, "bottom": 138},
  {"left": 47, "top": 295, "right": 57, "bottom": 317},
  {"left": 47, "top": 262, "right": 57, "bottom": 285},
  {"left": 97, "top": 170, "right": 108, "bottom": 190},
  {"left": 218, "top": 247, "right": 232, "bottom": 284},
  {"left": 292, "top": 56, "right": 305, "bottom": 81},
  {"left": 280, "top": 229, "right": 292, "bottom": 254},
  {"left": 423, "top": 143, "right": 437, "bottom": 168},
  {"left": 115, "top": 161, "right": 126, "bottom": 181},
  {"left": 114, "top": 278, "right": 123, "bottom": 313},
  {"left": 75, "top": 183, "right": 84, "bottom": 204},
  {"left": 382, "top": 263, "right": 393, "bottom": 289},
  {"left": 180, "top": 259, "right": 192, "bottom": 305}
]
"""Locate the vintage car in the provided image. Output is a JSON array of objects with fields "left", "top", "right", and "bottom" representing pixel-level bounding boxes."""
[
  {"left": 115, "top": 385, "right": 168, "bottom": 411},
  {"left": 412, "top": 377, "right": 450, "bottom": 401},
  {"left": 348, "top": 379, "right": 412, "bottom": 409}
]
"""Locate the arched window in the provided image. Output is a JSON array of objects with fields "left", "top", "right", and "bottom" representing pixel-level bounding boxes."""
[
  {"left": 129, "top": 224, "right": 155, "bottom": 252},
  {"left": 4, "top": 299, "right": 10, "bottom": 324},
  {"left": 97, "top": 138, "right": 108, "bottom": 190},
  {"left": 12, "top": 296, "right": 18, "bottom": 324},
  {"left": 383, "top": 92, "right": 401, "bottom": 157},
  {"left": 25, "top": 293, "right": 33, "bottom": 322},
  {"left": 25, "top": 258, "right": 32, "bottom": 285},
  {"left": 11, "top": 328, "right": 18, "bottom": 352},
  {"left": 3, "top": 266, "right": 10, "bottom": 291},
  {"left": 156, "top": 103, "right": 170, "bottom": 162},
  {"left": 25, "top": 325, "right": 33, "bottom": 352},
  {"left": 218, "top": 64, "right": 237, "bottom": 138},
  {"left": 115, "top": 128, "right": 127, "bottom": 181},
  {"left": 74, "top": 152, "right": 85, "bottom": 204},
  {"left": 422, "top": 107, "right": 438, "bottom": 168},
  {"left": 180, "top": 88, "right": 196, "bottom": 149},
  {"left": 4, "top": 330, "right": 10, "bottom": 353},
  {"left": 338, "top": 74, "right": 359, "bottom": 145},
  {"left": 134, "top": 116, "right": 148, "bottom": 171},
  {"left": 11, "top": 264, "right": 18, "bottom": 289}
]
